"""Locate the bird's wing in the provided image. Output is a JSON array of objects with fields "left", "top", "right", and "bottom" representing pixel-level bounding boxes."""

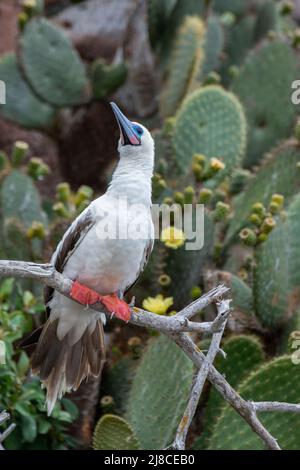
[
  {"left": 125, "top": 235, "right": 154, "bottom": 294},
  {"left": 44, "top": 207, "right": 95, "bottom": 312},
  {"left": 20, "top": 206, "right": 96, "bottom": 352}
]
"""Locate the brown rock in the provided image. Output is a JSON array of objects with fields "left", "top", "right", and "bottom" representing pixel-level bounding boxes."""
[
  {"left": 58, "top": 101, "right": 118, "bottom": 191},
  {"left": 0, "top": 0, "right": 20, "bottom": 55},
  {"left": 0, "top": 117, "right": 61, "bottom": 198}
]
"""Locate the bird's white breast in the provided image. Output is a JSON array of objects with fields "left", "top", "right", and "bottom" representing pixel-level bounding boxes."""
[{"left": 62, "top": 195, "right": 153, "bottom": 295}]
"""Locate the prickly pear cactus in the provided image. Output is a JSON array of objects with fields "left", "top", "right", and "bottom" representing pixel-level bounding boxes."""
[
  {"left": 126, "top": 334, "right": 194, "bottom": 450},
  {"left": 194, "top": 335, "right": 264, "bottom": 449},
  {"left": 172, "top": 86, "right": 246, "bottom": 177},
  {"left": 160, "top": 16, "right": 205, "bottom": 118},
  {"left": 101, "top": 357, "right": 135, "bottom": 415},
  {"left": 91, "top": 60, "right": 127, "bottom": 100},
  {"left": 226, "top": 140, "right": 300, "bottom": 244},
  {"left": 212, "top": 0, "right": 250, "bottom": 16},
  {"left": 201, "top": 15, "right": 224, "bottom": 79},
  {"left": 20, "top": 18, "right": 89, "bottom": 106},
  {"left": 0, "top": 54, "right": 55, "bottom": 129},
  {"left": 253, "top": 193, "right": 300, "bottom": 329},
  {"left": 93, "top": 414, "right": 140, "bottom": 450},
  {"left": 209, "top": 356, "right": 300, "bottom": 449},
  {"left": 232, "top": 40, "right": 298, "bottom": 168},
  {"left": 1, "top": 170, "right": 48, "bottom": 260}
]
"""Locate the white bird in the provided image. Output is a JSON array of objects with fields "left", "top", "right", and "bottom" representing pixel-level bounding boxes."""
[{"left": 22, "top": 103, "right": 155, "bottom": 415}]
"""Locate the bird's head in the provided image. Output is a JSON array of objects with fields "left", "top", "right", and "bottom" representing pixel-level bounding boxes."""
[{"left": 110, "top": 102, "right": 154, "bottom": 161}]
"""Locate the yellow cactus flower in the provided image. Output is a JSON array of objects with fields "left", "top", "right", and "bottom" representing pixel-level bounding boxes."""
[
  {"left": 142, "top": 294, "right": 173, "bottom": 315},
  {"left": 161, "top": 226, "right": 185, "bottom": 249},
  {"left": 210, "top": 157, "right": 225, "bottom": 171}
]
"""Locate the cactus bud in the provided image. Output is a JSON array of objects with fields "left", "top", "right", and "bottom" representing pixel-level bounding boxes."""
[
  {"left": 57, "top": 182, "right": 71, "bottom": 203},
  {"left": 27, "top": 157, "right": 50, "bottom": 180},
  {"left": 252, "top": 202, "right": 265, "bottom": 217},
  {"left": 261, "top": 217, "right": 276, "bottom": 234},
  {"left": 280, "top": 1, "right": 294, "bottom": 16},
  {"left": 26, "top": 221, "right": 46, "bottom": 240},
  {"left": 128, "top": 336, "right": 143, "bottom": 358},
  {"left": 163, "top": 197, "right": 173, "bottom": 206},
  {"left": 75, "top": 185, "right": 94, "bottom": 207},
  {"left": 158, "top": 274, "right": 171, "bottom": 287},
  {"left": 100, "top": 395, "right": 115, "bottom": 413},
  {"left": 257, "top": 233, "right": 268, "bottom": 244},
  {"left": 198, "top": 188, "right": 213, "bottom": 204},
  {"left": 190, "top": 286, "right": 202, "bottom": 300},
  {"left": 271, "top": 193, "right": 284, "bottom": 208},
  {"left": 269, "top": 201, "right": 280, "bottom": 215},
  {"left": 53, "top": 202, "right": 69, "bottom": 218},
  {"left": 192, "top": 162, "right": 203, "bottom": 181},
  {"left": 183, "top": 186, "right": 195, "bottom": 204},
  {"left": 12, "top": 141, "right": 29, "bottom": 166},
  {"left": 162, "top": 117, "right": 176, "bottom": 137},
  {"left": 213, "top": 201, "right": 230, "bottom": 222},
  {"left": 293, "top": 29, "right": 300, "bottom": 48},
  {"left": 238, "top": 268, "right": 248, "bottom": 281},
  {"left": 193, "top": 154, "right": 206, "bottom": 165},
  {"left": 249, "top": 213, "right": 262, "bottom": 226},
  {"left": 210, "top": 157, "right": 225, "bottom": 172},
  {"left": 220, "top": 11, "right": 236, "bottom": 26},
  {"left": 22, "top": 0, "right": 37, "bottom": 15},
  {"left": 228, "top": 65, "right": 240, "bottom": 80},
  {"left": 174, "top": 191, "right": 185, "bottom": 206},
  {"left": 18, "top": 12, "right": 29, "bottom": 30},
  {"left": 203, "top": 72, "right": 221, "bottom": 86},
  {"left": 239, "top": 228, "right": 257, "bottom": 246}
]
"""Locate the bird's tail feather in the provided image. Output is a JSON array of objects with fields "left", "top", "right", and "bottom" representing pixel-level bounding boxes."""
[{"left": 30, "top": 317, "right": 105, "bottom": 415}]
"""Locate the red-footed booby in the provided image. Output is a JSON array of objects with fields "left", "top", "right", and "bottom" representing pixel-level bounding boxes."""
[{"left": 22, "top": 103, "right": 155, "bottom": 415}]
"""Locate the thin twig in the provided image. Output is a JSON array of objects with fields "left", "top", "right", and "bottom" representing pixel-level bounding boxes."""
[
  {"left": 170, "top": 299, "right": 231, "bottom": 449},
  {"left": 0, "top": 260, "right": 300, "bottom": 450}
]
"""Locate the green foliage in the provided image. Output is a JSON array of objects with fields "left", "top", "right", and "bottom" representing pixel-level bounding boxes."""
[
  {"left": 172, "top": 86, "right": 247, "bottom": 177},
  {"left": 208, "top": 356, "right": 300, "bottom": 449},
  {"left": 93, "top": 414, "right": 140, "bottom": 450},
  {"left": 0, "top": 280, "right": 78, "bottom": 450},
  {"left": 20, "top": 18, "right": 89, "bottom": 106},
  {"left": 253, "top": 193, "right": 300, "bottom": 329},
  {"left": 161, "top": 16, "right": 206, "bottom": 118},
  {"left": 232, "top": 40, "right": 298, "bottom": 168},
  {"left": 194, "top": 335, "right": 264, "bottom": 449},
  {"left": 126, "top": 335, "right": 194, "bottom": 449},
  {"left": 0, "top": 54, "right": 55, "bottom": 129}
]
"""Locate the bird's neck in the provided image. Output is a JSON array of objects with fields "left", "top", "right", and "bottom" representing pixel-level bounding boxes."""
[{"left": 107, "top": 153, "right": 154, "bottom": 206}]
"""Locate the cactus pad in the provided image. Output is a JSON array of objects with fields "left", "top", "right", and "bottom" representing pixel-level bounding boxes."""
[
  {"left": 161, "top": 16, "right": 205, "bottom": 118},
  {"left": 253, "top": 193, "right": 300, "bottom": 329},
  {"left": 232, "top": 40, "right": 298, "bottom": 168},
  {"left": 126, "top": 334, "right": 194, "bottom": 449},
  {"left": 194, "top": 335, "right": 264, "bottom": 449},
  {"left": 0, "top": 54, "right": 55, "bottom": 129},
  {"left": 93, "top": 414, "right": 140, "bottom": 450},
  {"left": 20, "top": 18, "right": 89, "bottom": 106},
  {"left": 226, "top": 140, "right": 300, "bottom": 244},
  {"left": 172, "top": 86, "right": 246, "bottom": 176},
  {"left": 209, "top": 356, "right": 300, "bottom": 449}
]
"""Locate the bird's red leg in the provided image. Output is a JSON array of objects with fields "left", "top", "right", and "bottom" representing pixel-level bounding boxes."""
[{"left": 70, "top": 281, "right": 131, "bottom": 322}]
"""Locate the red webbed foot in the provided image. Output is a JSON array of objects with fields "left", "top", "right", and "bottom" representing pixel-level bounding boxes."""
[
  {"left": 99, "top": 293, "right": 131, "bottom": 322},
  {"left": 70, "top": 282, "right": 131, "bottom": 322}
]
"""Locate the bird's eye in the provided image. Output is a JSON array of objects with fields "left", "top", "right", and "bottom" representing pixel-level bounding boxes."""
[{"left": 134, "top": 125, "right": 144, "bottom": 136}]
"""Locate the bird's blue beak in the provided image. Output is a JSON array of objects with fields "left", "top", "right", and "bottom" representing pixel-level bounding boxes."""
[{"left": 110, "top": 102, "right": 141, "bottom": 146}]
